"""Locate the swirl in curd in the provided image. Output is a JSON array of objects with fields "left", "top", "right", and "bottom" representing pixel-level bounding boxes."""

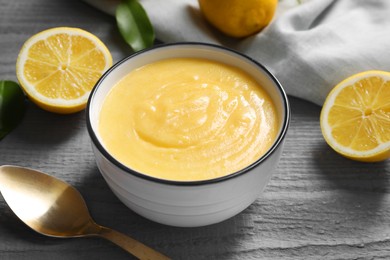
[{"left": 99, "top": 58, "right": 278, "bottom": 181}]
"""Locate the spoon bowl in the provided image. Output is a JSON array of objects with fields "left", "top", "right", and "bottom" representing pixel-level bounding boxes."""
[{"left": 0, "top": 165, "right": 169, "bottom": 260}]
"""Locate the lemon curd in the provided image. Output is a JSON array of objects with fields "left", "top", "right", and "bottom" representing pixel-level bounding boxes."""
[{"left": 98, "top": 58, "right": 278, "bottom": 181}]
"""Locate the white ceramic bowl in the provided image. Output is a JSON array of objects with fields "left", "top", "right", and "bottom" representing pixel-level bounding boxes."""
[{"left": 87, "top": 43, "right": 290, "bottom": 227}]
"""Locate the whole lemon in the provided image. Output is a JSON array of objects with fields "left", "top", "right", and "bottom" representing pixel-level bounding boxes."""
[{"left": 199, "top": 0, "right": 278, "bottom": 38}]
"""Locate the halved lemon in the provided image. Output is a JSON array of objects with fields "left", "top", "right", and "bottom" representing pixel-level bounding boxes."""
[
  {"left": 320, "top": 70, "right": 390, "bottom": 162},
  {"left": 16, "top": 27, "right": 112, "bottom": 114}
]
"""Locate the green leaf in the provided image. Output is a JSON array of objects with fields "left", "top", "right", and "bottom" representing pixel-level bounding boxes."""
[
  {"left": 116, "top": 0, "right": 155, "bottom": 52},
  {"left": 0, "top": 81, "right": 25, "bottom": 140}
]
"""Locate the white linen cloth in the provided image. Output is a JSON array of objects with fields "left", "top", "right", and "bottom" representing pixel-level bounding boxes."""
[{"left": 85, "top": 0, "right": 390, "bottom": 106}]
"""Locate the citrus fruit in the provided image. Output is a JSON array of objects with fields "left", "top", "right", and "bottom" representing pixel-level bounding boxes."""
[
  {"left": 198, "top": 0, "right": 278, "bottom": 38},
  {"left": 320, "top": 71, "right": 390, "bottom": 162},
  {"left": 16, "top": 27, "right": 112, "bottom": 114}
]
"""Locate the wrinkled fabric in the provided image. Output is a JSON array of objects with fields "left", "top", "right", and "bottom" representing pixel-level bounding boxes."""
[{"left": 85, "top": 0, "right": 390, "bottom": 106}]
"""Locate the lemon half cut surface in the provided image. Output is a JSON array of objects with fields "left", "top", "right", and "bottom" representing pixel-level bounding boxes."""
[
  {"left": 16, "top": 27, "right": 113, "bottom": 114},
  {"left": 320, "top": 70, "right": 390, "bottom": 162}
]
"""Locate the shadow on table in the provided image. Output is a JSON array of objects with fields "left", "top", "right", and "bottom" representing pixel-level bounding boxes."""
[
  {"left": 313, "top": 142, "right": 389, "bottom": 193},
  {"left": 312, "top": 141, "right": 389, "bottom": 231},
  {"left": 73, "top": 165, "right": 248, "bottom": 260},
  {"left": 9, "top": 102, "right": 85, "bottom": 146}
]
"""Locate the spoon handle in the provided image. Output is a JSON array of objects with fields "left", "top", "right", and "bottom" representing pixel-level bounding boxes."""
[{"left": 97, "top": 226, "right": 170, "bottom": 260}]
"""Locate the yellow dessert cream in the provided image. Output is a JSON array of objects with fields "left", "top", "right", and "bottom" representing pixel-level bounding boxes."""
[{"left": 98, "top": 58, "right": 278, "bottom": 181}]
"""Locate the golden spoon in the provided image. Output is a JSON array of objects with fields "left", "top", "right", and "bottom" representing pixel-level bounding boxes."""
[{"left": 0, "top": 165, "right": 170, "bottom": 260}]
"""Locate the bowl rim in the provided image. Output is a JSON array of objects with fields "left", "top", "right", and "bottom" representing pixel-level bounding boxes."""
[{"left": 86, "top": 42, "right": 290, "bottom": 186}]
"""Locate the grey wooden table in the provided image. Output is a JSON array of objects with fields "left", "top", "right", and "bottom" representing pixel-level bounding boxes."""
[{"left": 1, "top": 0, "right": 389, "bottom": 259}]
